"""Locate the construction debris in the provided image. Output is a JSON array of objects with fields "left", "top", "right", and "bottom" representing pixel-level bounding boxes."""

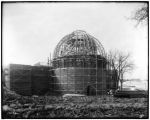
[{"left": 2, "top": 87, "right": 148, "bottom": 119}]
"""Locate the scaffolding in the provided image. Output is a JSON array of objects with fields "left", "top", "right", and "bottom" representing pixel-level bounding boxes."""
[{"left": 51, "top": 30, "right": 118, "bottom": 95}]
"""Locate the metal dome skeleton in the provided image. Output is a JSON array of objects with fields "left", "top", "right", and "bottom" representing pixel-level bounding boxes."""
[{"left": 53, "top": 30, "right": 106, "bottom": 59}]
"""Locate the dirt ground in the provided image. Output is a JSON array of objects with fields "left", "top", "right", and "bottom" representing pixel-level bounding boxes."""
[{"left": 2, "top": 88, "right": 148, "bottom": 119}]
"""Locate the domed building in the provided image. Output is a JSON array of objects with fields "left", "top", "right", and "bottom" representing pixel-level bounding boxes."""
[{"left": 50, "top": 30, "right": 118, "bottom": 95}]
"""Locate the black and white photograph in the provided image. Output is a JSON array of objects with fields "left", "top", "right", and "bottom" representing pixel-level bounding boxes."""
[{"left": 2, "top": 1, "right": 148, "bottom": 119}]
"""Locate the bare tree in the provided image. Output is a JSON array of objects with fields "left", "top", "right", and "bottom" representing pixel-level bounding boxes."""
[
  {"left": 107, "top": 50, "right": 135, "bottom": 90},
  {"left": 131, "top": 3, "right": 148, "bottom": 26}
]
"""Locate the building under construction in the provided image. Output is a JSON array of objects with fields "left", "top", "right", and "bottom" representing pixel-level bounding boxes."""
[
  {"left": 50, "top": 30, "right": 118, "bottom": 95},
  {"left": 3, "top": 30, "right": 118, "bottom": 96}
]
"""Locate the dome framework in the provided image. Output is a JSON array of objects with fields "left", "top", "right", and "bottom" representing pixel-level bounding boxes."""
[{"left": 53, "top": 30, "right": 106, "bottom": 59}]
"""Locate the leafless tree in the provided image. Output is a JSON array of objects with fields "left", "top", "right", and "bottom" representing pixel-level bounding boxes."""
[
  {"left": 131, "top": 3, "right": 148, "bottom": 26},
  {"left": 107, "top": 50, "right": 135, "bottom": 90}
]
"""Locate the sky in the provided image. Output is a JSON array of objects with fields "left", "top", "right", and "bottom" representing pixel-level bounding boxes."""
[{"left": 2, "top": 2, "right": 148, "bottom": 84}]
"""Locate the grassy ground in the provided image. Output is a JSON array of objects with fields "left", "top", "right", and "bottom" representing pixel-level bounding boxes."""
[{"left": 2, "top": 91, "right": 148, "bottom": 119}]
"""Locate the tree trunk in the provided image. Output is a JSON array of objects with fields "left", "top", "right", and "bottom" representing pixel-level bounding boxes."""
[
  {"left": 120, "top": 81, "right": 123, "bottom": 91},
  {"left": 120, "top": 74, "right": 123, "bottom": 91}
]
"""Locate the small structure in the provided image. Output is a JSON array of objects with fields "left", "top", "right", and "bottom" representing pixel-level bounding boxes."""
[{"left": 4, "top": 64, "right": 51, "bottom": 96}]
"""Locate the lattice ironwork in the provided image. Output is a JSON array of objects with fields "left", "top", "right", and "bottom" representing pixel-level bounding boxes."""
[{"left": 53, "top": 30, "right": 106, "bottom": 59}]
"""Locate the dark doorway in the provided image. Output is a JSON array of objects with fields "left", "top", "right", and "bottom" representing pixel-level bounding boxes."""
[{"left": 86, "top": 85, "right": 96, "bottom": 96}]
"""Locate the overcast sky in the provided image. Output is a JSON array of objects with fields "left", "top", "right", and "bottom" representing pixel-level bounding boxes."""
[{"left": 3, "top": 2, "right": 148, "bottom": 81}]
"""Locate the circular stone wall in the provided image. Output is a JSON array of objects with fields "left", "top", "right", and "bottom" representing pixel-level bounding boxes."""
[{"left": 51, "top": 55, "right": 107, "bottom": 95}]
